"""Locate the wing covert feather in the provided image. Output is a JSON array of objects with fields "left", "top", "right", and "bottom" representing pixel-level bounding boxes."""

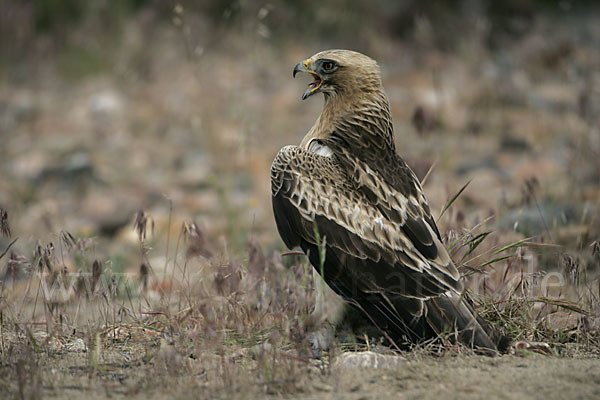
[{"left": 271, "top": 145, "right": 461, "bottom": 298}]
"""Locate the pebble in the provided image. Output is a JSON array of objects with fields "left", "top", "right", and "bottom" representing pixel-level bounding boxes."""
[{"left": 333, "top": 351, "right": 406, "bottom": 369}]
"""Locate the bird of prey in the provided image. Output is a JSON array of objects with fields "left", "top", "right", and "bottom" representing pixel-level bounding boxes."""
[{"left": 271, "top": 50, "right": 498, "bottom": 351}]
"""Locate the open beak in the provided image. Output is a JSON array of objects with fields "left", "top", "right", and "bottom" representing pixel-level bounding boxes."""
[{"left": 293, "top": 60, "right": 323, "bottom": 100}]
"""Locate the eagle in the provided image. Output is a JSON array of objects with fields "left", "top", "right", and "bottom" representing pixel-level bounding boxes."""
[{"left": 271, "top": 50, "right": 498, "bottom": 351}]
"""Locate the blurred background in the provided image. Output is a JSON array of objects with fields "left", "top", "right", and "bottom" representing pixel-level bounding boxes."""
[{"left": 1, "top": 0, "right": 599, "bottom": 273}]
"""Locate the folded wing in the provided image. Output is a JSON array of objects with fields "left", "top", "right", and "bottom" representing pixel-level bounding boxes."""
[{"left": 271, "top": 145, "right": 461, "bottom": 301}]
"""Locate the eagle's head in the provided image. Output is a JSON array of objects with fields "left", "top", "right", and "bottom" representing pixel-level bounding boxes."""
[{"left": 293, "top": 49, "right": 382, "bottom": 100}]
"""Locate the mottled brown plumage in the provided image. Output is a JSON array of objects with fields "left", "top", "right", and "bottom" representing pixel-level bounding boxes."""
[{"left": 272, "top": 50, "right": 498, "bottom": 350}]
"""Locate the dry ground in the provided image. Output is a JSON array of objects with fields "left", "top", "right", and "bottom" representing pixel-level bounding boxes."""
[{"left": 3, "top": 337, "right": 600, "bottom": 399}]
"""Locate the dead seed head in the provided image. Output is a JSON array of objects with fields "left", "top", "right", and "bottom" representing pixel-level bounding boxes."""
[
  {"left": 520, "top": 177, "right": 539, "bottom": 205},
  {"left": 34, "top": 241, "right": 56, "bottom": 272},
  {"left": 0, "top": 208, "right": 10, "bottom": 237},
  {"left": 183, "top": 220, "right": 214, "bottom": 259},
  {"left": 59, "top": 231, "right": 77, "bottom": 251},
  {"left": 74, "top": 271, "right": 87, "bottom": 297},
  {"left": 134, "top": 209, "right": 154, "bottom": 241},
  {"left": 591, "top": 241, "right": 600, "bottom": 258},
  {"left": 213, "top": 262, "right": 242, "bottom": 296},
  {"left": 139, "top": 262, "right": 149, "bottom": 292},
  {"left": 562, "top": 254, "right": 581, "bottom": 284},
  {"left": 182, "top": 220, "right": 197, "bottom": 239},
  {"left": 247, "top": 241, "right": 266, "bottom": 279},
  {"left": 91, "top": 259, "right": 103, "bottom": 292}
]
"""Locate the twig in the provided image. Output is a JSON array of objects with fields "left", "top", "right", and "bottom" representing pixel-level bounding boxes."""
[
  {"left": 421, "top": 160, "right": 437, "bottom": 186},
  {"left": 281, "top": 251, "right": 305, "bottom": 257},
  {"left": 0, "top": 237, "right": 18, "bottom": 261},
  {"left": 140, "top": 311, "right": 167, "bottom": 316}
]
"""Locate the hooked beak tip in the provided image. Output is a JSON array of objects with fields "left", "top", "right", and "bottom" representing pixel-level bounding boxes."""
[{"left": 293, "top": 62, "right": 304, "bottom": 78}]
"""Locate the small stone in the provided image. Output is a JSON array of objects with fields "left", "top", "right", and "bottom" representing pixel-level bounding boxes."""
[
  {"left": 333, "top": 351, "right": 406, "bottom": 369},
  {"left": 510, "top": 341, "right": 553, "bottom": 356}
]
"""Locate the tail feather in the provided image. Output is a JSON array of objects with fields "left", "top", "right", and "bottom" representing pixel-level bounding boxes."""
[
  {"left": 347, "top": 291, "right": 501, "bottom": 352},
  {"left": 423, "top": 293, "right": 497, "bottom": 351}
]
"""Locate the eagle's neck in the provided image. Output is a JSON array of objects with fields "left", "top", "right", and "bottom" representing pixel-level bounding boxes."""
[{"left": 301, "top": 88, "right": 395, "bottom": 157}]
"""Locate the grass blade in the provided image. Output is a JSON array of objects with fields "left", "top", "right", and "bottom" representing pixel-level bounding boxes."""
[
  {"left": 493, "top": 238, "right": 531, "bottom": 255},
  {"left": 463, "top": 255, "right": 512, "bottom": 276},
  {"left": 459, "top": 231, "right": 492, "bottom": 262},
  {"left": 437, "top": 180, "right": 471, "bottom": 222}
]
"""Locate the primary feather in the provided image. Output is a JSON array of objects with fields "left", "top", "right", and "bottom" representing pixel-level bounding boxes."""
[{"left": 272, "top": 49, "right": 498, "bottom": 351}]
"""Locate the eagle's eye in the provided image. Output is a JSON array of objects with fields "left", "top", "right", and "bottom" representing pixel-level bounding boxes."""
[{"left": 322, "top": 61, "right": 335, "bottom": 72}]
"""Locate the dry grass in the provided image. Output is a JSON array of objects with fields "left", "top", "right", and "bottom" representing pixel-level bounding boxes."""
[{"left": 0, "top": 197, "right": 599, "bottom": 397}]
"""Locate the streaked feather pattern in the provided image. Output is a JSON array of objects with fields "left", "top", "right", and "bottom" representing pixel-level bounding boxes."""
[{"left": 272, "top": 50, "right": 499, "bottom": 351}]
